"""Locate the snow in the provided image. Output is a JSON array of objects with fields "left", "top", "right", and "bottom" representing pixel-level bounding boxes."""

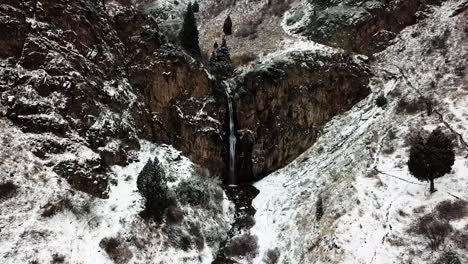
[
  {"left": 249, "top": 1, "right": 468, "bottom": 263},
  {"left": 0, "top": 122, "right": 233, "bottom": 264}
]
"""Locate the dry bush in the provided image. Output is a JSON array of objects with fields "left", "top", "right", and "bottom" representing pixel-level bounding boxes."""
[
  {"left": 263, "top": 248, "right": 280, "bottom": 264},
  {"left": 51, "top": 253, "right": 65, "bottom": 263},
  {"left": 41, "top": 195, "right": 92, "bottom": 218},
  {"left": 99, "top": 236, "right": 133, "bottom": 264},
  {"left": 267, "top": 0, "right": 294, "bottom": 16},
  {"left": 165, "top": 205, "right": 184, "bottom": 224},
  {"left": 396, "top": 97, "right": 426, "bottom": 114},
  {"left": 434, "top": 251, "right": 461, "bottom": 264},
  {"left": 451, "top": 228, "right": 468, "bottom": 250},
  {"left": 410, "top": 213, "right": 453, "bottom": 250},
  {"left": 232, "top": 52, "right": 258, "bottom": 66},
  {"left": 435, "top": 200, "right": 467, "bottom": 221},
  {"left": 0, "top": 181, "right": 18, "bottom": 200},
  {"left": 41, "top": 196, "right": 74, "bottom": 217},
  {"left": 224, "top": 232, "right": 259, "bottom": 258},
  {"left": 235, "top": 24, "right": 258, "bottom": 38}
]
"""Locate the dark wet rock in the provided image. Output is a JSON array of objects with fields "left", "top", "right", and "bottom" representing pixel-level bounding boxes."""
[{"left": 234, "top": 51, "right": 371, "bottom": 181}]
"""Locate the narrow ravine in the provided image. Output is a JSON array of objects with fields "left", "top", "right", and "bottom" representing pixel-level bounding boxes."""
[
  {"left": 213, "top": 82, "right": 260, "bottom": 263},
  {"left": 213, "top": 185, "right": 260, "bottom": 263}
]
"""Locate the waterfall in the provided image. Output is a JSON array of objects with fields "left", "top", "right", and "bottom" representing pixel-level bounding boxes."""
[{"left": 224, "top": 82, "right": 237, "bottom": 186}]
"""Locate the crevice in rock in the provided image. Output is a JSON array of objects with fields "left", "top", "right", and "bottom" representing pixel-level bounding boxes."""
[{"left": 212, "top": 185, "right": 260, "bottom": 264}]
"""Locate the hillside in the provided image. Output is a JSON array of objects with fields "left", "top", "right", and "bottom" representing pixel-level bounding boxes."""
[{"left": 0, "top": 0, "right": 467, "bottom": 263}]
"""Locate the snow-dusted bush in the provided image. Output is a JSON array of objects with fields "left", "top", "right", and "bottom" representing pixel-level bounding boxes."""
[
  {"left": 434, "top": 251, "right": 461, "bottom": 264},
  {"left": 396, "top": 97, "right": 426, "bottom": 114},
  {"left": 375, "top": 94, "right": 388, "bottom": 108},
  {"left": 435, "top": 200, "right": 467, "bottom": 221},
  {"left": 175, "top": 173, "right": 223, "bottom": 209},
  {"left": 165, "top": 205, "right": 184, "bottom": 224},
  {"left": 163, "top": 221, "right": 205, "bottom": 251},
  {"left": 51, "top": 253, "right": 65, "bottom": 263},
  {"left": 410, "top": 213, "right": 453, "bottom": 250},
  {"left": 40, "top": 195, "right": 91, "bottom": 218},
  {"left": 224, "top": 232, "right": 259, "bottom": 259},
  {"left": 315, "top": 195, "right": 324, "bottom": 221},
  {"left": 176, "top": 177, "right": 210, "bottom": 206},
  {"left": 137, "top": 158, "right": 172, "bottom": 222},
  {"left": 0, "top": 181, "right": 18, "bottom": 200},
  {"left": 263, "top": 247, "right": 281, "bottom": 264},
  {"left": 99, "top": 236, "right": 133, "bottom": 264}
]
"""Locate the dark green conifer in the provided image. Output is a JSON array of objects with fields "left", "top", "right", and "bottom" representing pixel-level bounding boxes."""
[
  {"left": 179, "top": 3, "right": 200, "bottom": 56},
  {"left": 223, "top": 15, "right": 232, "bottom": 36}
]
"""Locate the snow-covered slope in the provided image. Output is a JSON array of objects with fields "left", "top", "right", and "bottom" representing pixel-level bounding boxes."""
[
  {"left": 250, "top": 1, "right": 468, "bottom": 263},
  {"left": 0, "top": 118, "right": 233, "bottom": 263}
]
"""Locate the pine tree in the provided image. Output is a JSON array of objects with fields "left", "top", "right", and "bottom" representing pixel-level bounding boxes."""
[
  {"left": 221, "top": 37, "right": 227, "bottom": 48},
  {"left": 223, "top": 15, "right": 233, "bottom": 36},
  {"left": 137, "top": 158, "right": 170, "bottom": 222},
  {"left": 408, "top": 128, "right": 455, "bottom": 193},
  {"left": 179, "top": 3, "right": 200, "bottom": 56},
  {"left": 209, "top": 39, "right": 234, "bottom": 79},
  {"left": 192, "top": 1, "right": 199, "bottom": 12}
]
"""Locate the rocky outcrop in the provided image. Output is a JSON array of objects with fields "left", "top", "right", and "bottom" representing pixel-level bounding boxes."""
[
  {"left": 290, "top": 0, "right": 442, "bottom": 54},
  {"left": 0, "top": 0, "right": 226, "bottom": 196},
  {"left": 0, "top": 0, "right": 372, "bottom": 191},
  {"left": 234, "top": 51, "right": 371, "bottom": 181}
]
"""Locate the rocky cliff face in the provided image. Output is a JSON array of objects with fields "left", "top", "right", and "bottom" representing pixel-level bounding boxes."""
[
  {"left": 233, "top": 51, "right": 371, "bottom": 181},
  {"left": 0, "top": 0, "right": 374, "bottom": 189},
  {"left": 288, "top": 0, "right": 442, "bottom": 54},
  {"left": 0, "top": 0, "right": 227, "bottom": 197}
]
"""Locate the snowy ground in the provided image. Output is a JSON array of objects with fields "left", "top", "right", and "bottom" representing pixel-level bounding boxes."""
[
  {"left": 0, "top": 118, "right": 233, "bottom": 263},
  {"left": 250, "top": 1, "right": 468, "bottom": 263}
]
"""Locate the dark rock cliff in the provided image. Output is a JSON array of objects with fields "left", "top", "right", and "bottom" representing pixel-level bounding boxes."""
[
  {"left": 233, "top": 51, "right": 371, "bottom": 181},
  {"left": 0, "top": 0, "right": 373, "bottom": 193},
  {"left": 0, "top": 0, "right": 226, "bottom": 197}
]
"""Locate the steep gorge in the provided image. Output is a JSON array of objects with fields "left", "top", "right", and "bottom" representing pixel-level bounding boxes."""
[{"left": 233, "top": 52, "right": 370, "bottom": 181}]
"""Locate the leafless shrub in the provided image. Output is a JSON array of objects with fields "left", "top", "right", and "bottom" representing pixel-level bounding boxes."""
[
  {"left": 413, "top": 205, "right": 426, "bottom": 214},
  {"left": 188, "top": 222, "right": 204, "bottom": 251},
  {"left": 398, "top": 209, "right": 409, "bottom": 217},
  {"left": 165, "top": 205, "right": 184, "bottom": 224},
  {"left": 224, "top": 232, "right": 259, "bottom": 259},
  {"left": 404, "top": 129, "right": 427, "bottom": 147},
  {"left": 267, "top": 0, "right": 294, "bottom": 16},
  {"left": 396, "top": 97, "right": 426, "bottom": 114},
  {"left": 262, "top": 247, "right": 280, "bottom": 264},
  {"left": 434, "top": 251, "right": 461, "bottom": 264},
  {"left": 41, "top": 196, "right": 74, "bottom": 217},
  {"left": 51, "top": 253, "right": 65, "bottom": 263},
  {"left": 409, "top": 213, "right": 453, "bottom": 250},
  {"left": 0, "top": 181, "right": 18, "bottom": 200},
  {"left": 435, "top": 200, "right": 467, "bottom": 220},
  {"left": 99, "top": 235, "right": 133, "bottom": 264},
  {"left": 235, "top": 24, "right": 258, "bottom": 38},
  {"left": 382, "top": 143, "right": 395, "bottom": 155},
  {"left": 232, "top": 52, "right": 258, "bottom": 66},
  {"left": 41, "top": 195, "right": 92, "bottom": 218},
  {"left": 451, "top": 229, "right": 468, "bottom": 250}
]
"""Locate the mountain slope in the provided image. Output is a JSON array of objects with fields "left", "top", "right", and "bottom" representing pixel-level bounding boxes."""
[{"left": 251, "top": 1, "right": 468, "bottom": 263}]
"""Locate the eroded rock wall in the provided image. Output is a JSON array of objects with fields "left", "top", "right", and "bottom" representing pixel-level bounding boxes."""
[
  {"left": 234, "top": 52, "right": 371, "bottom": 181},
  {"left": 291, "top": 0, "right": 441, "bottom": 54},
  {"left": 0, "top": 0, "right": 226, "bottom": 197}
]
